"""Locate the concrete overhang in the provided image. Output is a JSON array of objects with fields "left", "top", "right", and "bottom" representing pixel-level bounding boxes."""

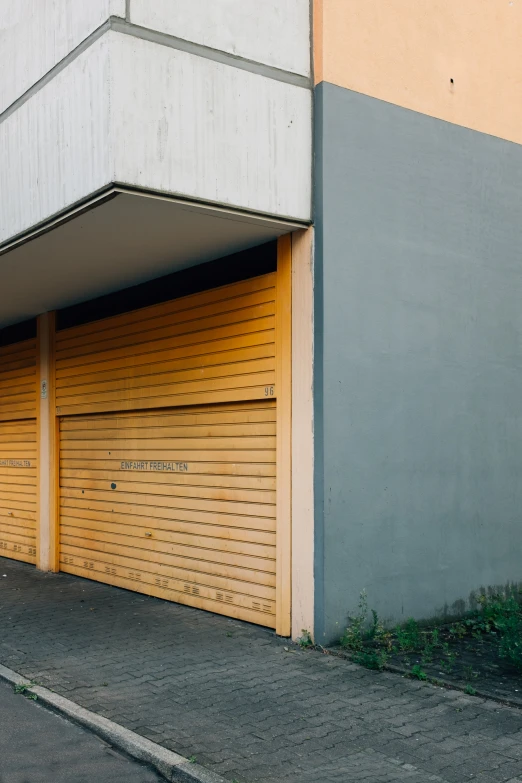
[{"left": 0, "top": 187, "right": 304, "bottom": 328}]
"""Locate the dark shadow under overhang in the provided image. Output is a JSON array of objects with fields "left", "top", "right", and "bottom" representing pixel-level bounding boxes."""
[{"left": 0, "top": 187, "right": 304, "bottom": 328}]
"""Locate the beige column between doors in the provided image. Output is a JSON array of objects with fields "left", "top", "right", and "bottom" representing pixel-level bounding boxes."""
[
  {"left": 291, "top": 228, "right": 315, "bottom": 640},
  {"left": 37, "top": 312, "right": 58, "bottom": 572},
  {"left": 276, "top": 235, "right": 293, "bottom": 636}
]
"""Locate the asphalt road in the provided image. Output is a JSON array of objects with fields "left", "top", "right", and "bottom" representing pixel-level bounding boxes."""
[{"left": 0, "top": 679, "right": 163, "bottom": 783}]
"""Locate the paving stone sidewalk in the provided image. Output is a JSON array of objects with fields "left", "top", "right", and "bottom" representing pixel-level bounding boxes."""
[{"left": 1, "top": 559, "right": 522, "bottom": 783}]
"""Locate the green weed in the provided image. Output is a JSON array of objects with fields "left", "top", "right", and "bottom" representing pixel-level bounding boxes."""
[
  {"left": 466, "top": 592, "right": 522, "bottom": 670},
  {"left": 395, "top": 618, "right": 422, "bottom": 652},
  {"left": 463, "top": 665, "right": 478, "bottom": 681},
  {"left": 14, "top": 683, "right": 37, "bottom": 700},
  {"left": 298, "top": 630, "right": 314, "bottom": 649},
  {"left": 420, "top": 628, "right": 439, "bottom": 664},
  {"left": 340, "top": 592, "right": 391, "bottom": 670},
  {"left": 341, "top": 588, "right": 522, "bottom": 684},
  {"left": 352, "top": 649, "right": 389, "bottom": 671},
  {"left": 448, "top": 622, "right": 467, "bottom": 640}
]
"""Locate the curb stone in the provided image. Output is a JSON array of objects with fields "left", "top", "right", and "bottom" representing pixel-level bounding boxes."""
[{"left": 0, "top": 663, "right": 227, "bottom": 783}]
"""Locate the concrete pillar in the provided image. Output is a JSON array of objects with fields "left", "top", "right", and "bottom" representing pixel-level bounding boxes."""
[
  {"left": 37, "top": 313, "right": 58, "bottom": 572},
  {"left": 291, "top": 228, "right": 315, "bottom": 640}
]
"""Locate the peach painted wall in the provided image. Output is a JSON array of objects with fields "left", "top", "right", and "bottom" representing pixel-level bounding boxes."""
[{"left": 314, "top": 0, "right": 522, "bottom": 145}]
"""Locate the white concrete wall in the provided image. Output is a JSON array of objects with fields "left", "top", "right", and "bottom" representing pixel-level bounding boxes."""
[
  {"left": 0, "top": 35, "right": 112, "bottom": 243},
  {"left": 110, "top": 33, "right": 311, "bottom": 220},
  {"left": 0, "top": 0, "right": 125, "bottom": 114},
  {"left": 129, "top": 0, "right": 310, "bottom": 76},
  {"left": 1, "top": 15, "right": 312, "bottom": 245}
]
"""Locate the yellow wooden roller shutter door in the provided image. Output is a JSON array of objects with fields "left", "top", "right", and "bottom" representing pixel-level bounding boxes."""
[
  {"left": 56, "top": 273, "right": 279, "bottom": 627},
  {"left": 0, "top": 338, "right": 38, "bottom": 565},
  {"left": 59, "top": 401, "right": 277, "bottom": 626}
]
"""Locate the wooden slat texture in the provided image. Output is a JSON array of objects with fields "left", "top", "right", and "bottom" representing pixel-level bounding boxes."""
[
  {"left": 59, "top": 402, "right": 277, "bottom": 627},
  {"left": 0, "top": 340, "right": 37, "bottom": 422},
  {"left": 55, "top": 274, "right": 276, "bottom": 416},
  {"left": 0, "top": 418, "right": 37, "bottom": 564}
]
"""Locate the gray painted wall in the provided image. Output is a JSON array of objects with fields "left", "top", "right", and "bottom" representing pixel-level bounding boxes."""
[{"left": 314, "top": 82, "right": 522, "bottom": 643}]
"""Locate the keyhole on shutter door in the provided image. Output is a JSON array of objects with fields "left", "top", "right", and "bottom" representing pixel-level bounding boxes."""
[{"left": 111, "top": 483, "right": 117, "bottom": 490}]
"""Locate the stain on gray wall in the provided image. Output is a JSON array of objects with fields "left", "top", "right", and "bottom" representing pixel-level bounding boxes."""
[{"left": 314, "top": 82, "right": 522, "bottom": 643}]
